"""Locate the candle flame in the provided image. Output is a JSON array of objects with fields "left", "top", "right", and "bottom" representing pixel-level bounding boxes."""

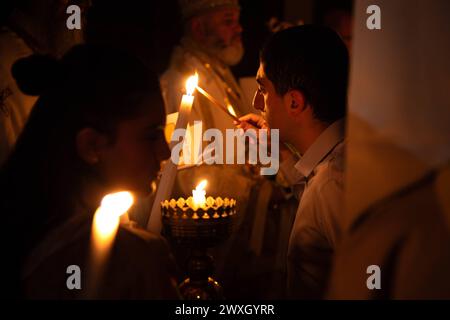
[
  {"left": 93, "top": 209, "right": 120, "bottom": 244},
  {"left": 100, "top": 191, "right": 134, "bottom": 218},
  {"left": 185, "top": 72, "right": 199, "bottom": 96},
  {"left": 227, "top": 104, "right": 237, "bottom": 117},
  {"left": 93, "top": 191, "right": 134, "bottom": 246},
  {"left": 88, "top": 191, "right": 134, "bottom": 298},
  {"left": 192, "top": 179, "right": 207, "bottom": 208},
  {"left": 196, "top": 179, "right": 207, "bottom": 191}
]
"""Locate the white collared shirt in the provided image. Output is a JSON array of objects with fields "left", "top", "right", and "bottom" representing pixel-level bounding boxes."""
[{"left": 281, "top": 119, "right": 346, "bottom": 299}]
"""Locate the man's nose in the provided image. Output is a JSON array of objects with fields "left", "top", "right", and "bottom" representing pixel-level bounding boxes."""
[{"left": 252, "top": 91, "right": 264, "bottom": 111}]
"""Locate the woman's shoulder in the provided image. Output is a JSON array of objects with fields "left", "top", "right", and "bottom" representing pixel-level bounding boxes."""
[
  {"left": 115, "top": 224, "right": 172, "bottom": 258},
  {"left": 105, "top": 225, "right": 180, "bottom": 299},
  {"left": 23, "top": 218, "right": 179, "bottom": 299}
]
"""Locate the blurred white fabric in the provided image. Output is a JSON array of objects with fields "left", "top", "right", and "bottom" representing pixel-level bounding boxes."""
[{"left": 344, "top": 0, "right": 450, "bottom": 229}]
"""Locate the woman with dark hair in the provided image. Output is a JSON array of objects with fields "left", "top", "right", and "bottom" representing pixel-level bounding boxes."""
[{"left": 0, "top": 44, "right": 179, "bottom": 299}]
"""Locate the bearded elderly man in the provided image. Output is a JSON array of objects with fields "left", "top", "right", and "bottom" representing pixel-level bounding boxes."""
[{"left": 161, "top": 0, "right": 249, "bottom": 124}]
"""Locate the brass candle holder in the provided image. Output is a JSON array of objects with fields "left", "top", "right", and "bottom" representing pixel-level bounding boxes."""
[{"left": 161, "top": 196, "right": 236, "bottom": 300}]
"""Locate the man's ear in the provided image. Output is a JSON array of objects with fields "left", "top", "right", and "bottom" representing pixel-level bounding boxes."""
[
  {"left": 285, "top": 89, "right": 307, "bottom": 117},
  {"left": 76, "top": 128, "right": 108, "bottom": 165}
]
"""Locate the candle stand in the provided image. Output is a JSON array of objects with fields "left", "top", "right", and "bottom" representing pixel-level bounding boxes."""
[{"left": 161, "top": 196, "right": 236, "bottom": 300}]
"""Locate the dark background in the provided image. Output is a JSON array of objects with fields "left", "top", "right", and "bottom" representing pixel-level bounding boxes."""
[
  {"left": 232, "top": 0, "right": 353, "bottom": 78},
  {"left": 1, "top": 0, "right": 352, "bottom": 78}
]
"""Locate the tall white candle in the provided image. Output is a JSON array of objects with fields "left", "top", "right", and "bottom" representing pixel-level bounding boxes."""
[{"left": 147, "top": 74, "right": 198, "bottom": 233}]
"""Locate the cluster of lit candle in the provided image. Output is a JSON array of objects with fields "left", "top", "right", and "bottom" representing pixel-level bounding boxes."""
[{"left": 161, "top": 180, "right": 236, "bottom": 220}]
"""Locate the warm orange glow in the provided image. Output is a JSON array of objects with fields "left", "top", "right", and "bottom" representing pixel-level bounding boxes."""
[
  {"left": 92, "top": 208, "right": 119, "bottom": 250},
  {"left": 227, "top": 104, "right": 237, "bottom": 117},
  {"left": 186, "top": 73, "right": 199, "bottom": 96},
  {"left": 100, "top": 191, "right": 134, "bottom": 218},
  {"left": 192, "top": 180, "right": 207, "bottom": 209},
  {"left": 87, "top": 191, "right": 134, "bottom": 297},
  {"left": 92, "top": 191, "right": 134, "bottom": 250}
]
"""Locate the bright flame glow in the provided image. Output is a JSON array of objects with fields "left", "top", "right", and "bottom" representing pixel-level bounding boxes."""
[
  {"left": 185, "top": 73, "right": 199, "bottom": 96},
  {"left": 93, "top": 208, "right": 120, "bottom": 247},
  {"left": 88, "top": 191, "right": 134, "bottom": 298},
  {"left": 92, "top": 191, "right": 134, "bottom": 250},
  {"left": 192, "top": 179, "right": 207, "bottom": 208},
  {"left": 100, "top": 191, "right": 134, "bottom": 218},
  {"left": 227, "top": 104, "right": 237, "bottom": 117}
]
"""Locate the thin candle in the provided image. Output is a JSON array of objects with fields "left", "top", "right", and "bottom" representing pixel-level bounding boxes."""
[
  {"left": 196, "top": 85, "right": 240, "bottom": 122},
  {"left": 147, "top": 73, "right": 199, "bottom": 233}
]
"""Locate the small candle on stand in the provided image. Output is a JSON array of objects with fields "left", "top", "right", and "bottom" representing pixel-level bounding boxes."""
[
  {"left": 147, "top": 73, "right": 199, "bottom": 233},
  {"left": 192, "top": 179, "right": 207, "bottom": 210}
]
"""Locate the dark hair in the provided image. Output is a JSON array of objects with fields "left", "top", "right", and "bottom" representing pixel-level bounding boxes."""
[
  {"left": 85, "top": 0, "right": 182, "bottom": 75},
  {"left": 260, "top": 25, "right": 349, "bottom": 123},
  {"left": 0, "top": 44, "right": 163, "bottom": 297}
]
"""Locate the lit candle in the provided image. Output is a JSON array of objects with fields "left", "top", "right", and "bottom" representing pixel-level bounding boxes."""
[
  {"left": 147, "top": 73, "right": 199, "bottom": 233},
  {"left": 192, "top": 180, "right": 207, "bottom": 210},
  {"left": 87, "top": 191, "right": 134, "bottom": 298},
  {"left": 227, "top": 104, "right": 237, "bottom": 118},
  {"left": 91, "top": 191, "right": 134, "bottom": 252},
  {"left": 177, "top": 74, "right": 198, "bottom": 133}
]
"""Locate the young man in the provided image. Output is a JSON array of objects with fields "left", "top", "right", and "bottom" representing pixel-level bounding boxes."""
[{"left": 238, "top": 25, "right": 349, "bottom": 298}]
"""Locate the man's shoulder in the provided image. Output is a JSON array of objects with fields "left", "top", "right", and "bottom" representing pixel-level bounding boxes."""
[
  {"left": 310, "top": 141, "right": 346, "bottom": 191},
  {"left": 162, "top": 45, "right": 205, "bottom": 79}
]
